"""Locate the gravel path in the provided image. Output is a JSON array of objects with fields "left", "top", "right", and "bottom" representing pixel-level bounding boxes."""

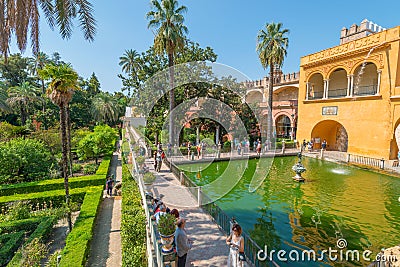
[{"left": 86, "top": 146, "right": 122, "bottom": 267}]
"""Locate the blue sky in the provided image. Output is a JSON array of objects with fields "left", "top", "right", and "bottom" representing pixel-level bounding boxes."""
[{"left": 11, "top": 0, "right": 400, "bottom": 93}]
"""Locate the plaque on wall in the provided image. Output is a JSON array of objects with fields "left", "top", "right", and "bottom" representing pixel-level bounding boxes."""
[{"left": 322, "top": 106, "right": 338, "bottom": 115}]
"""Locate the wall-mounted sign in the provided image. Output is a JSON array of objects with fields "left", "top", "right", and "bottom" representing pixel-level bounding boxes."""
[{"left": 322, "top": 106, "right": 338, "bottom": 115}]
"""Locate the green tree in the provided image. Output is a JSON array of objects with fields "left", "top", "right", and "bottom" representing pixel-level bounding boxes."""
[
  {"left": 7, "top": 82, "right": 42, "bottom": 125},
  {"left": 147, "top": 0, "right": 188, "bottom": 143},
  {"left": 0, "top": 138, "right": 54, "bottom": 184},
  {"left": 38, "top": 63, "right": 79, "bottom": 231},
  {"left": 119, "top": 49, "right": 140, "bottom": 74},
  {"left": 87, "top": 72, "right": 101, "bottom": 95},
  {"left": 76, "top": 125, "right": 117, "bottom": 164},
  {"left": 0, "top": 54, "right": 31, "bottom": 87},
  {"left": 0, "top": 0, "right": 96, "bottom": 59},
  {"left": 256, "top": 22, "right": 289, "bottom": 144},
  {"left": 91, "top": 92, "right": 122, "bottom": 126}
]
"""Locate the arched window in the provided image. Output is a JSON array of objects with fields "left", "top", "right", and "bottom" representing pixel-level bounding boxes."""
[
  {"left": 308, "top": 73, "right": 324, "bottom": 99},
  {"left": 353, "top": 62, "right": 378, "bottom": 96},
  {"left": 276, "top": 115, "right": 291, "bottom": 138},
  {"left": 328, "top": 68, "right": 347, "bottom": 98}
]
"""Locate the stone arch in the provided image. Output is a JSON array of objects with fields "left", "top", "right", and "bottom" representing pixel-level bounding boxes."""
[
  {"left": 245, "top": 89, "right": 263, "bottom": 104},
  {"left": 328, "top": 68, "right": 348, "bottom": 98},
  {"left": 326, "top": 65, "right": 349, "bottom": 77},
  {"left": 275, "top": 114, "right": 291, "bottom": 138},
  {"left": 390, "top": 118, "right": 400, "bottom": 160},
  {"left": 352, "top": 62, "right": 378, "bottom": 96},
  {"left": 307, "top": 73, "right": 324, "bottom": 99},
  {"left": 311, "top": 120, "right": 348, "bottom": 151}
]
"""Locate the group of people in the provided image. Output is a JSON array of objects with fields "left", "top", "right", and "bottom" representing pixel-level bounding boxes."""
[
  {"left": 151, "top": 198, "right": 193, "bottom": 267},
  {"left": 302, "top": 139, "right": 327, "bottom": 152}
]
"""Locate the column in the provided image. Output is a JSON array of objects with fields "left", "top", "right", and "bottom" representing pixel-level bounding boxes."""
[
  {"left": 349, "top": 75, "right": 354, "bottom": 97},
  {"left": 306, "top": 82, "right": 310, "bottom": 100},
  {"left": 323, "top": 79, "right": 329, "bottom": 99},
  {"left": 346, "top": 75, "right": 351, "bottom": 96},
  {"left": 376, "top": 70, "right": 382, "bottom": 95}
]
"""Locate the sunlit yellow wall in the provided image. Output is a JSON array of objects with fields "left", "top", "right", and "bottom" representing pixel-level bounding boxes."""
[{"left": 297, "top": 26, "right": 400, "bottom": 159}]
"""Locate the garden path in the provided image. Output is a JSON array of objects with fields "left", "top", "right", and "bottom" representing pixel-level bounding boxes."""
[{"left": 86, "top": 144, "right": 122, "bottom": 267}]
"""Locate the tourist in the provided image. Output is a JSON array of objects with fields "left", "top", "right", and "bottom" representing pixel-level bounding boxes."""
[
  {"left": 170, "top": 208, "right": 180, "bottom": 219},
  {"left": 302, "top": 139, "right": 307, "bottom": 151},
  {"left": 281, "top": 139, "right": 286, "bottom": 155},
  {"left": 237, "top": 143, "right": 242, "bottom": 155},
  {"left": 167, "top": 142, "right": 172, "bottom": 157},
  {"left": 226, "top": 223, "right": 245, "bottom": 267},
  {"left": 256, "top": 141, "right": 261, "bottom": 155},
  {"left": 106, "top": 177, "right": 113, "bottom": 197},
  {"left": 321, "top": 139, "right": 327, "bottom": 150},
  {"left": 156, "top": 150, "right": 163, "bottom": 172},
  {"left": 152, "top": 204, "right": 167, "bottom": 223},
  {"left": 197, "top": 144, "right": 201, "bottom": 159},
  {"left": 175, "top": 218, "right": 192, "bottom": 267}
]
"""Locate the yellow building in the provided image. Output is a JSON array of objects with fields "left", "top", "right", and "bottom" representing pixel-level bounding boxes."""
[{"left": 297, "top": 20, "right": 400, "bottom": 160}]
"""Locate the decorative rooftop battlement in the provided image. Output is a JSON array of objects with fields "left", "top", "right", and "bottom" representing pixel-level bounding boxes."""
[{"left": 340, "top": 19, "right": 386, "bottom": 44}]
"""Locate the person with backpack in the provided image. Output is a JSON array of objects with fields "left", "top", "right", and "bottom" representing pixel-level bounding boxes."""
[{"left": 106, "top": 177, "right": 113, "bottom": 197}]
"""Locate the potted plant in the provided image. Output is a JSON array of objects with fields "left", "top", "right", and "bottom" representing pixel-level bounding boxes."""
[
  {"left": 143, "top": 172, "right": 156, "bottom": 191},
  {"left": 157, "top": 213, "right": 176, "bottom": 253}
]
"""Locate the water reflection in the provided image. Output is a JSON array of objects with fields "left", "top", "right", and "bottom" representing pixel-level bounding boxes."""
[{"left": 181, "top": 157, "right": 400, "bottom": 266}]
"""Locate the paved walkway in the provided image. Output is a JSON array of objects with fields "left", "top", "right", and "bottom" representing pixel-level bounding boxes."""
[
  {"left": 87, "top": 145, "right": 122, "bottom": 267},
  {"left": 147, "top": 158, "right": 229, "bottom": 266}
]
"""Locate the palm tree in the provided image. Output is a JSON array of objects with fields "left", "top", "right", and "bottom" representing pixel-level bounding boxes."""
[
  {"left": 38, "top": 63, "right": 79, "bottom": 231},
  {"left": 147, "top": 0, "right": 188, "bottom": 144},
  {"left": 28, "top": 52, "right": 51, "bottom": 94},
  {"left": 91, "top": 92, "right": 121, "bottom": 125},
  {"left": 7, "top": 82, "right": 42, "bottom": 125},
  {"left": 256, "top": 22, "right": 289, "bottom": 146},
  {"left": 119, "top": 49, "right": 140, "bottom": 74},
  {"left": 0, "top": 0, "right": 96, "bottom": 59}
]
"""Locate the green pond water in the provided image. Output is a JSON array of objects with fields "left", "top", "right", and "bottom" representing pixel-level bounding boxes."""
[{"left": 181, "top": 157, "right": 400, "bottom": 266}]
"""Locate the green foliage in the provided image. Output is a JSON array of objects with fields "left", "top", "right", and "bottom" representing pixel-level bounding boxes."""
[
  {"left": 76, "top": 125, "right": 117, "bottom": 162},
  {"left": 72, "top": 164, "right": 83, "bottom": 173},
  {"left": 0, "top": 187, "right": 88, "bottom": 210},
  {"left": 121, "top": 164, "right": 146, "bottom": 267},
  {"left": 20, "top": 238, "right": 48, "bottom": 267},
  {"left": 135, "top": 156, "right": 145, "bottom": 165},
  {"left": 0, "top": 231, "right": 25, "bottom": 266},
  {"left": 0, "top": 138, "right": 55, "bottom": 184},
  {"left": 157, "top": 213, "right": 176, "bottom": 236},
  {"left": 0, "top": 122, "right": 27, "bottom": 142},
  {"left": 7, "top": 216, "right": 58, "bottom": 267},
  {"left": 142, "top": 172, "right": 156, "bottom": 184},
  {"left": 0, "top": 218, "right": 42, "bottom": 234},
  {"left": 0, "top": 174, "right": 105, "bottom": 197},
  {"left": 30, "top": 128, "right": 61, "bottom": 155},
  {"left": 83, "top": 164, "right": 98, "bottom": 175},
  {"left": 46, "top": 249, "right": 61, "bottom": 267},
  {"left": 58, "top": 186, "right": 103, "bottom": 267},
  {"left": 4, "top": 201, "right": 31, "bottom": 221}
]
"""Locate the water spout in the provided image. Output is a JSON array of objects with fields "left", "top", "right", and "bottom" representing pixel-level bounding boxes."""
[{"left": 353, "top": 41, "right": 387, "bottom": 95}]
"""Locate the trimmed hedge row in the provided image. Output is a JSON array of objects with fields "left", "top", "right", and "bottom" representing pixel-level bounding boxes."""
[
  {"left": 59, "top": 185, "right": 103, "bottom": 267},
  {"left": 7, "top": 216, "right": 58, "bottom": 267},
  {"left": 0, "top": 158, "right": 110, "bottom": 196},
  {"left": 121, "top": 164, "right": 146, "bottom": 267},
  {"left": 0, "top": 231, "right": 25, "bottom": 266},
  {"left": 0, "top": 187, "right": 89, "bottom": 210},
  {"left": 0, "top": 217, "right": 42, "bottom": 234}
]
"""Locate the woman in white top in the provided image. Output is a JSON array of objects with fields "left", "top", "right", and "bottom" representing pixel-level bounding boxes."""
[{"left": 226, "top": 223, "right": 245, "bottom": 267}]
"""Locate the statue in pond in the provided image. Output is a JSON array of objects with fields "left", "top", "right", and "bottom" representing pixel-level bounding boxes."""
[{"left": 292, "top": 151, "right": 306, "bottom": 182}]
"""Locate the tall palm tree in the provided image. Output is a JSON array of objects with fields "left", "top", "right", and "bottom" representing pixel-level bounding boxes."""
[
  {"left": 7, "top": 81, "right": 42, "bottom": 125},
  {"left": 147, "top": 0, "right": 188, "bottom": 144},
  {"left": 256, "top": 22, "right": 289, "bottom": 145},
  {"left": 0, "top": 0, "right": 96, "bottom": 59},
  {"left": 91, "top": 92, "right": 121, "bottom": 126},
  {"left": 28, "top": 52, "right": 50, "bottom": 94},
  {"left": 38, "top": 63, "right": 79, "bottom": 231}
]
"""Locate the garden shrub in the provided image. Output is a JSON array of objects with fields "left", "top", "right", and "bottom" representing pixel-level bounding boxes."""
[
  {"left": 72, "top": 164, "right": 83, "bottom": 173},
  {"left": 0, "top": 218, "right": 42, "bottom": 234},
  {"left": 0, "top": 138, "right": 55, "bottom": 184},
  {"left": 58, "top": 186, "right": 103, "bottom": 267},
  {"left": 0, "top": 231, "right": 25, "bottom": 266},
  {"left": 83, "top": 164, "right": 98, "bottom": 175},
  {"left": 20, "top": 237, "right": 48, "bottom": 267},
  {"left": 7, "top": 216, "right": 57, "bottom": 267},
  {"left": 121, "top": 164, "right": 146, "bottom": 267}
]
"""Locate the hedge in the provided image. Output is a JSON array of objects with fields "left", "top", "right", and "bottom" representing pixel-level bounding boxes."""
[
  {"left": 58, "top": 186, "right": 103, "bottom": 267},
  {"left": 7, "top": 216, "right": 58, "bottom": 267},
  {"left": 0, "top": 217, "right": 42, "bottom": 234},
  {"left": 0, "top": 231, "right": 25, "bottom": 266},
  {"left": 0, "top": 187, "right": 89, "bottom": 210},
  {"left": 0, "top": 174, "right": 105, "bottom": 197},
  {"left": 0, "top": 158, "right": 110, "bottom": 197},
  {"left": 121, "top": 164, "right": 146, "bottom": 267}
]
